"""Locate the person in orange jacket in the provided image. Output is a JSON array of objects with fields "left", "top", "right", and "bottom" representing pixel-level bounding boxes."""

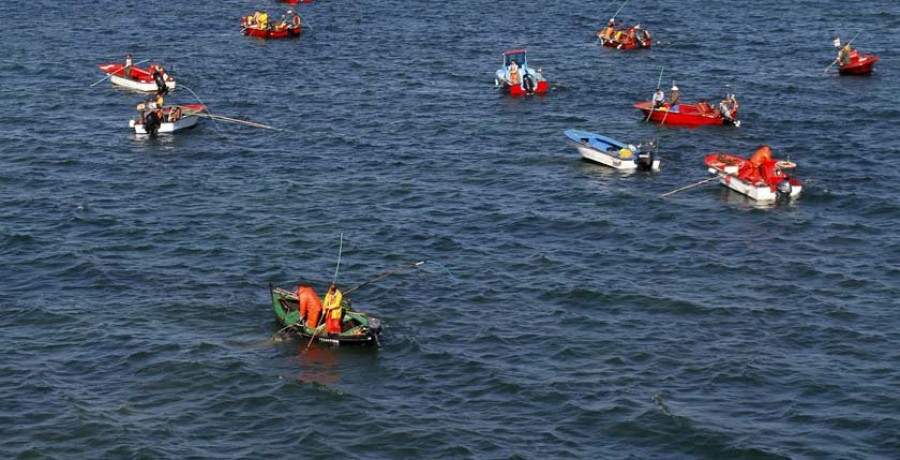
[
  {"left": 323, "top": 284, "right": 343, "bottom": 334},
  {"left": 296, "top": 284, "right": 323, "bottom": 329}
]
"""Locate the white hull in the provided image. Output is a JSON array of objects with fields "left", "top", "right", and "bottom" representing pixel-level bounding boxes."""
[
  {"left": 110, "top": 74, "right": 176, "bottom": 92},
  {"left": 575, "top": 144, "right": 660, "bottom": 171},
  {"left": 131, "top": 115, "right": 199, "bottom": 135},
  {"left": 717, "top": 174, "right": 802, "bottom": 201}
]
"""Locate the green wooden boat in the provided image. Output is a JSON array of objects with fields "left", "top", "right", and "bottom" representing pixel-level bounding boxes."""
[{"left": 269, "top": 284, "right": 383, "bottom": 346}]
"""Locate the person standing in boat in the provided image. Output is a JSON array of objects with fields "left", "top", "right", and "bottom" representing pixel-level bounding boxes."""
[
  {"left": 124, "top": 54, "right": 134, "bottom": 80},
  {"left": 668, "top": 84, "right": 680, "bottom": 107},
  {"left": 508, "top": 60, "right": 521, "bottom": 86},
  {"left": 838, "top": 41, "right": 853, "bottom": 66},
  {"left": 652, "top": 88, "right": 665, "bottom": 109},
  {"left": 323, "top": 284, "right": 343, "bottom": 335}
]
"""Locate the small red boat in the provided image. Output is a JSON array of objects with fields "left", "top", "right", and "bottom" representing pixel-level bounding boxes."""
[
  {"left": 704, "top": 147, "right": 802, "bottom": 201},
  {"left": 838, "top": 50, "right": 879, "bottom": 75},
  {"left": 240, "top": 12, "right": 302, "bottom": 39},
  {"left": 597, "top": 25, "right": 652, "bottom": 50},
  {"left": 634, "top": 100, "right": 740, "bottom": 128}
]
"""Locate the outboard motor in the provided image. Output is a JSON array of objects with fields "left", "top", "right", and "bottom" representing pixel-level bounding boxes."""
[
  {"left": 637, "top": 150, "right": 655, "bottom": 171},
  {"left": 776, "top": 179, "right": 793, "bottom": 196},
  {"left": 522, "top": 73, "right": 535, "bottom": 94}
]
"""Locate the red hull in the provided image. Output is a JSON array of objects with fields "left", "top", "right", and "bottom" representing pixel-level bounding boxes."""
[
  {"left": 506, "top": 80, "right": 549, "bottom": 97},
  {"left": 600, "top": 37, "right": 652, "bottom": 50},
  {"left": 240, "top": 18, "right": 302, "bottom": 38},
  {"left": 634, "top": 102, "right": 731, "bottom": 127},
  {"left": 838, "top": 54, "right": 879, "bottom": 75}
]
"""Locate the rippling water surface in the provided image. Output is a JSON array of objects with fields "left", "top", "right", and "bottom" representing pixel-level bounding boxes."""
[{"left": 2, "top": 0, "right": 900, "bottom": 458}]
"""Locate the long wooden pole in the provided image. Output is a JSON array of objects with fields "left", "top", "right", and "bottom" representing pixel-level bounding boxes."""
[
  {"left": 660, "top": 176, "right": 720, "bottom": 198},
  {"left": 645, "top": 67, "right": 664, "bottom": 122},
  {"left": 189, "top": 112, "right": 282, "bottom": 131}
]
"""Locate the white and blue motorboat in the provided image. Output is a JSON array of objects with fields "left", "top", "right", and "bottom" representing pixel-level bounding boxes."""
[
  {"left": 564, "top": 129, "right": 660, "bottom": 171},
  {"left": 494, "top": 49, "right": 549, "bottom": 96}
]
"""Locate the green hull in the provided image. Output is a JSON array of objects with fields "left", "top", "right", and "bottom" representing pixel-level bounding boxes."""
[{"left": 269, "top": 285, "right": 382, "bottom": 346}]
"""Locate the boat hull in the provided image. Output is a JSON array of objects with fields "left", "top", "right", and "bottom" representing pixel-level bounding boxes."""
[
  {"left": 565, "top": 129, "right": 659, "bottom": 171},
  {"left": 600, "top": 36, "right": 652, "bottom": 50},
  {"left": 131, "top": 104, "right": 205, "bottom": 135},
  {"left": 241, "top": 18, "right": 302, "bottom": 38},
  {"left": 705, "top": 153, "right": 802, "bottom": 201},
  {"left": 839, "top": 54, "right": 879, "bottom": 75},
  {"left": 634, "top": 102, "right": 738, "bottom": 127},
  {"left": 270, "top": 286, "right": 382, "bottom": 347}
]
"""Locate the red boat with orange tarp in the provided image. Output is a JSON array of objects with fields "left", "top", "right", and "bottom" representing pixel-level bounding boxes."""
[{"left": 704, "top": 146, "right": 802, "bottom": 201}]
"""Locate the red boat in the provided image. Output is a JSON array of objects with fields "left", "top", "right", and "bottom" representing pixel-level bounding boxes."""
[
  {"left": 838, "top": 50, "right": 879, "bottom": 75},
  {"left": 634, "top": 100, "right": 740, "bottom": 127},
  {"left": 240, "top": 13, "right": 302, "bottom": 38},
  {"left": 704, "top": 147, "right": 802, "bottom": 201},
  {"left": 598, "top": 25, "right": 652, "bottom": 50}
]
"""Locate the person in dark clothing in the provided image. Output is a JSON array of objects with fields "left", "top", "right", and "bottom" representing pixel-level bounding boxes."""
[{"left": 152, "top": 66, "right": 168, "bottom": 96}]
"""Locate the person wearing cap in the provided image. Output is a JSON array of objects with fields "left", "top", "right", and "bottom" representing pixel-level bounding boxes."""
[
  {"left": 652, "top": 88, "right": 665, "bottom": 109},
  {"left": 152, "top": 66, "right": 168, "bottom": 96},
  {"left": 668, "top": 85, "right": 680, "bottom": 107},
  {"left": 838, "top": 42, "right": 852, "bottom": 65},
  {"left": 124, "top": 54, "right": 134, "bottom": 80},
  {"left": 323, "top": 284, "right": 343, "bottom": 335}
]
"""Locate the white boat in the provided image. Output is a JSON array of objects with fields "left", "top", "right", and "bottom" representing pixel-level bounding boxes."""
[
  {"left": 98, "top": 63, "right": 176, "bottom": 93},
  {"left": 704, "top": 150, "right": 802, "bottom": 201},
  {"left": 564, "top": 129, "right": 660, "bottom": 171},
  {"left": 129, "top": 104, "right": 204, "bottom": 135}
]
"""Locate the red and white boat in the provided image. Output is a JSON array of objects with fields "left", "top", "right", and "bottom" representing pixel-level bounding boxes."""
[
  {"left": 129, "top": 104, "right": 205, "bottom": 135},
  {"left": 597, "top": 25, "right": 652, "bottom": 50},
  {"left": 97, "top": 63, "right": 175, "bottom": 92},
  {"left": 704, "top": 147, "right": 802, "bottom": 201},
  {"left": 240, "top": 13, "right": 303, "bottom": 39},
  {"left": 635, "top": 98, "right": 740, "bottom": 128},
  {"left": 838, "top": 50, "right": 879, "bottom": 75}
]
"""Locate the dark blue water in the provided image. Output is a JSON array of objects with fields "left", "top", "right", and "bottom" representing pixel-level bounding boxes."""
[{"left": 2, "top": 0, "right": 900, "bottom": 458}]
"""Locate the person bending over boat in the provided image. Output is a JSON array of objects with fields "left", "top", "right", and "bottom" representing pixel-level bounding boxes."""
[
  {"left": 636, "top": 25, "right": 651, "bottom": 48},
  {"left": 297, "top": 284, "right": 323, "bottom": 329},
  {"left": 652, "top": 88, "right": 665, "bottom": 109},
  {"left": 152, "top": 66, "right": 168, "bottom": 96},
  {"left": 718, "top": 94, "right": 738, "bottom": 124},
  {"left": 144, "top": 108, "right": 162, "bottom": 136},
  {"left": 323, "top": 284, "right": 343, "bottom": 335}
]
